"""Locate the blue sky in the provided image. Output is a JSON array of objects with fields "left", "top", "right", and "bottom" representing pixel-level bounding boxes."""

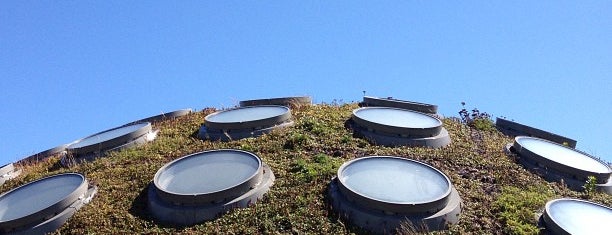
[{"left": 1, "top": 1, "right": 610, "bottom": 165}]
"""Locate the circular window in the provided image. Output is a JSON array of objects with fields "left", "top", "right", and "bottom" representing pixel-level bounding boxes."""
[
  {"left": 0, "top": 163, "right": 20, "bottom": 186},
  {"left": 337, "top": 156, "right": 451, "bottom": 213},
  {"left": 329, "top": 156, "right": 461, "bottom": 233},
  {"left": 67, "top": 122, "right": 153, "bottom": 156},
  {"left": 148, "top": 149, "right": 275, "bottom": 225},
  {"left": 362, "top": 96, "right": 438, "bottom": 114},
  {"left": 350, "top": 107, "right": 450, "bottom": 148},
  {"left": 542, "top": 198, "right": 612, "bottom": 234},
  {"left": 200, "top": 105, "right": 293, "bottom": 141},
  {"left": 514, "top": 136, "right": 611, "bottom": 183},
  {"left": 154, "top": 149, "right": 262, "bottom": 205},
  {"left": 0, "top": 173, "right": 96, "bottom": 234},
  {"left": 0, "top": 163, "right": 16, "bottom": 178},
  {"left": 352, "top": 107, "right": 442, "bottom": 137},
  {"left": 21, "top": 144, "right": 69, "bottom": 163},
  {"left": 124, "top": 108, "right": 192, "bottom": 126},
  {"left": 239, "top": 96, "right": 311, "bottom": 107}
]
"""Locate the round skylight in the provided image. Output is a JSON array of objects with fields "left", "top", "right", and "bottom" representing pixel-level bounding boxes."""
[
  {"left": 0, "top": 173, "right": 96, "bottom": 234},
  {"left": 0, "top": 163, "right": 20, "bottom": 186},
  {"left": 67, "top": 122, "right": 152, "bottom": 155},
  {"left": 125, "top": 108, "right": 192, "bottom": 126},
  {"left": 239, "top": 96, "right": 312, "bottom": 107},
  {"left": 496, "top": 117, "right": 577, "bottom": 148},
  {"left": 329, "top": 156, "right": 462, "bottom": 233},
  {"left": 206, "top": 106, "right": 290, "bottom": 127},
  {"left": 362, "top": 96, "right": 438, "bottom": 114},
  {"left": 0, "top": 164, "right": 15, "bottom": 178},
  {"left": 350, "top": 107, "right": 450, "bottom": 148},
  {"left": 21, "top": 144, "right": 69, "bottom": 163},
  {"left": 0, "top": 174, "right": 84, "bottom": 223},
  {"left": 337, "top": 156, "right": 451, "bottom": 213},
  {"left": 514, "top": 136, "right": 611, "bottom": 182},
  {"left": 148, "top": 149, "right": 275, "bottom": 225},
  {"left": 154, "top": 149, "right": 262, "bottom": 205},
  {"left": 542, "top": 198, "right": 612, "bottom": 235},
  {"left": 516, "top": 137, "right": 610, "bottom": 174},
  {"left": 353, "top": 107, "right": 442, "bottom": 134},
  {"left": 200, "top": 105, "right": 293, "bottom": 141}
]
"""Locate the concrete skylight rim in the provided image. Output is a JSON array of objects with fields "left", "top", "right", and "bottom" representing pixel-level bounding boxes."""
[
  {"left": 351, "top": 107, "right": 443, "bottom": 137},
  {"left": 204, "top": 105, "right": 292, "bottom": 130},
  {"left": 21, "top": 144, "right": 70, "bottom": 163},
  {"left": 542, "top": 198, "right": 612, "bottom": 235},
  {"left": 67, "top": 122, "right": 152, "bottom": 155},
  {"left": 336, "top": 156, "right": 452, "bottom": 214},
  {"left": 153, "top": 149, "right": 263, "bottom": 206},
  {"left": 514, "top": 136, "right": 611, "bottom": 182},
  {"left": 362, "top": 96, "right": 438, "bottom": 114},
  {"left": 0, "top": 173, "right": 87, "bottom": 231},
  {"left": 0, "top": 164, "right": 15, "bottom": 176},
  {"left": 239, "top": 96, "right": 312, "bottom": 107},
  {"left": 122, "top": 108, "right": 193, "bottom": 127}
]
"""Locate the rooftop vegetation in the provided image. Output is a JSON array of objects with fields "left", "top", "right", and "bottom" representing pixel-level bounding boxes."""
[{"left": 3, "top": 102, "right": 611, "bottom": 234}]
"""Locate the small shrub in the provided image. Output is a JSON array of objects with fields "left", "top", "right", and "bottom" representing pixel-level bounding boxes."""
[
  {"left": 459, "top": 102, "right": 495, "bottom": 132},
  {"left": 582, "top": 175, "right": 598, "bottom": 198}
]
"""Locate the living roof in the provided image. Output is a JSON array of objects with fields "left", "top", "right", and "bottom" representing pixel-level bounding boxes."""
[{"left": 4, "top": 103, "right": 611, "bottom": 234}]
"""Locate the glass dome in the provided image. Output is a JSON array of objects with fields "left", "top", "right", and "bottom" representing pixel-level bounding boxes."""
[
  {"left": 148, "top": 149, "right": 275, "bottom": 225},
  {"left": 339, "top": 157, "right": 450, "bottom": 204},
  {"left": 239, "top": 96, "right": 311, "bottom": 107},
  {"left": 206, "top": 106, "right": 289, "bottom": 124},
  {"left": 153, "top": 149, "right": 263, "bottom": 205},
  {"left": 544, "top": 199, "right": 612, "bottom": 235},
  {"left": 69, "top": 123, "right": 150, "bottom": 150},
  {"left": 337, "top": 156, "right": 452, "bottom": 213},
  {"left": 353, "top": 107, "right": 441, "bottom": 129},
  {"left": 0, "top": 173, "right": 86, "bottom": 226},
  {"left": 201, "top": 106, "right": 293, "bottom": 141},
  {"left": 155, "top": 150, "right": 261, "bottom": 195},
  {"left": 516, "top": 137, "right": 611, "bottom": 174}
]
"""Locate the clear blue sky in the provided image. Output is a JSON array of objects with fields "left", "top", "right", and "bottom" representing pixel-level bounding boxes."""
[{"left": 1, "top": 1, "right": 610, "bottom": 165}]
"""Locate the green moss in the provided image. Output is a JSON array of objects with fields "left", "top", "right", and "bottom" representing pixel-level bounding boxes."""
[
  {"left": 493, "top": 186, "right": 554, "bottom": 235},
  {"left": 2, "top": 103, "right": 610, "bottom": 235},
  {"left": 291, "top": 154, "right": 342, "bottom": 182},
  {"left": 284, "top": 132, "right": 312, "bottom": 150}
]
